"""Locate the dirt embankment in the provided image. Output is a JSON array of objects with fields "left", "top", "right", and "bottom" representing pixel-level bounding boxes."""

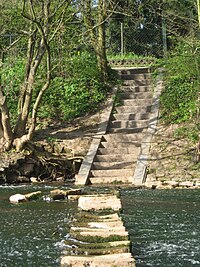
[
  {"left": 147, "top": 123, "right": 200, "bottom": 187},
  {"left": 0, "top": 112, "right": 101, "bottom": 184}
]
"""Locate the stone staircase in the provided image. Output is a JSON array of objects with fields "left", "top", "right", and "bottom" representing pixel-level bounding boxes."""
[{"left": 76, "top": 67, "right": 161, "bottom": 186}]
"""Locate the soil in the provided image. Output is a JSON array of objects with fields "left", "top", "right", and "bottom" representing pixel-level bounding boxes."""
[
  {"left": 147, "top": 122, "right": 200, "bottom": 185},
  {"left": 0, "top": 111, "right": 102, "bottom": 184}
]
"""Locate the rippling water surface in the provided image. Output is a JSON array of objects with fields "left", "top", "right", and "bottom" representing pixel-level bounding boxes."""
[
  {"left": 1, "top": 186, "right": 200, "bottom": 267},
  {"left": 0, "top": 185, "right": 77, "bottom": 267},
  {"left": 120, "top": 189, "right": 200, "bottom": 267}
]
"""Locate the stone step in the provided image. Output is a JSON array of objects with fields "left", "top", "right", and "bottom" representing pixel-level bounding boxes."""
[
  {"left": 100, "top": 141, "right": 141, "bottom": 148},
  {"left": 92, "top": 161, "right": 135, "bottom": 170},
  {"left": 121, "top": 99, "right": 152, "bottom": 106},
  {"left": 102, "top": 133, "right": 145, "bottom": 142},
  {"left": 120, "top": 74, "right": 151, "bottom": 80},
  {"left": 97, "top": 146, "right": 140, "bottom": 155},
  {"left": 90, "top": 169, "right": 134, "bottom": 177},
  {"left": 61, "top": 253, "right": 136, "bottom": 267},
  {"left": 89, "top": 176, "right": 133, "bottom": 184},
  {"left": 94, "top": 154, "right": 138, "bottom": 162},
  {"left": 116, "top": 67, "right": 150, "bottom": 74},
  {"left": 123, "top": 79, "right": 151, "bottom": 86},
  {"left": 111, "top": 113, "right": 149, "bottom": 121},
  {"left": 120, "top": 91, "right": 152, "bottom": 99},
  {"left": 64, "top": 240, "right": 131, "bottom": 255},
  {"left": 78, "top": 195, "right": 122, "bottom": 211},
  {"left": 63, "top": 242, "right": 130, "bottom": 256},
  {"left": 115, "top": 105, "right": 152, "bottom": 113},
  {"left": 120, "top": 85, "right": 152, "bottom": 92},
  {"left": 123, "top": 72, "right": 151, "bottom": 78},
  {"left": 108, "top": 127, "right": 147, "bottom": 134},
  {"left": 109, "top": 120, "right": 149, "bottom": 129}
]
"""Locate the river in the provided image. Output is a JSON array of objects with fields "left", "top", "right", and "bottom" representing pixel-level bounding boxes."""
[
  {"left": 1, "top": 186, "right": 200, "bottom": 266},
  {"left": 0, "top": 185, "right": 77, "bottom": 267},
  {"left": 121, "top": 188, "right": 200, "bottom": 267}
]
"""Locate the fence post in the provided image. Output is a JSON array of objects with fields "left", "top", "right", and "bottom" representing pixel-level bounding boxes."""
[
  {"left": 162, "top": 15, "right": 167, "bottom": 56},
  {"left": 120, "top": 22, "right": 124, "bottom": 56}
]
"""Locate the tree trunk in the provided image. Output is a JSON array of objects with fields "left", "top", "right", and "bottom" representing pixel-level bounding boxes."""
[
  {"left": 0, "top": 87, "right": 13, "bottom": 150},
  {"left": 83, "top": 0, "right": 109, "bottom": 83},
  {"left": 97, "top": 0, "right": 108, "bottom": 82}
]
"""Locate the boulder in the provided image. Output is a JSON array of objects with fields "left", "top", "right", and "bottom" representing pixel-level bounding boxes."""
[
  {"left": 24, "top": 191, "right": 42, "bottom": 200},
  {"left": 9, "top": 194, "right": 28, "bottom": 204}
]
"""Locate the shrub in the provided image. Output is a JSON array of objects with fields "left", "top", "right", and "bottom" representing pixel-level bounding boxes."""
[
  {"left": 38, "top": 52, "right": 107, "bottom": 120},
  {"left": 160, "top": 42, "right": 199, "bottom": 124}
]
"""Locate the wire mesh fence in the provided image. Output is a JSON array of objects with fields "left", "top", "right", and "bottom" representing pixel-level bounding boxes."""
[{"left": 106, "top": 20, "right": 164, "bottom": 58}]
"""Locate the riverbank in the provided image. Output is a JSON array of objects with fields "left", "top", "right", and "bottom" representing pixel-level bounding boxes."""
[
  {"left": 146, "top": 122, "right": 200, "bottom": 189},
  {"left": 0, "top": 110, "right": 102, "bottom": 184}
]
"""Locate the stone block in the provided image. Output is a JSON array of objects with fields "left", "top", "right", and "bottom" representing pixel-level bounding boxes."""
[
  {"left": 78, "top": 195, "right": 121, "bottom": 211},
  {"left": 61, "top": 253, "right": 136, "bottom": 267}
]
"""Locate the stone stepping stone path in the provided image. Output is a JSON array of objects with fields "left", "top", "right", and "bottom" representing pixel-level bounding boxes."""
[{"left": 61, "top": 194, "right": 135, "bottom": 267}]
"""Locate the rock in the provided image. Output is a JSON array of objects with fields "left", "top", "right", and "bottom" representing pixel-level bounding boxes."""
[
  {"left": 9, "top": 194, "right": 28, "bottom": 204},
  {"left": 195, "top": 182, "right": 200, "bottom": 187},
  {"left": 30, "top": 177, "right": 40, "bottom": 183},
  {"left": 78, "top": 195, "right": 121, "bottom": 211},
  {"left": 68, "top": 195, "right": 80, "bottom": 200},
  {"left": 156, "top": 184, "right": 172, "bottom": 189},
  {"left": 49, "top": 189, "right": 66, "bottom": 200},
  {"left": 144, "top": 181, "right": 162, "bottom": 189},
  {"left": 163, "top": 180, "right": 179, "bottom": 188},
  {"left": 18, "top": 176, "right": 30, "bottom": 183},
  {"left": 66, "top": 188, "right": 82, "bottom": 196},
  {"left": 24, "top": 191, "right": 42, "bottom": 200},
  {"left": 179, "top": 181, "right": 194, "bottom": 188}
]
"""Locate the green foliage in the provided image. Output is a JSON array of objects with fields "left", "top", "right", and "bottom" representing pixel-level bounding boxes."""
[
  {"left": 160, "top": 42, "right": 199, "bottom": 124},
  {"left": 1, "top": 52, "right": 107, "bottom": 124},
  {"left": 1, "top": 58, "right": 25, "bottom": 123},
  {"left": 107, "top": 53, "right": 154, "bottom": 60},
  {"left": 38, "top": 52, "right": 106, "bottom": 120},
  {"left": 174, "top": 125, "right": 199, "bottom": 142}
]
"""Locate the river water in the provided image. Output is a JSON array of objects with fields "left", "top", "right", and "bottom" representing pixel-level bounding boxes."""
[
  {"left": 0, "top": 185, "right": 77, "bottom": 267},
  {"left": 121, "top": 189, "right": 200, "bottom": 267},
  {"left": 1, "top": 186, "right": 200, "bottom": 266}
]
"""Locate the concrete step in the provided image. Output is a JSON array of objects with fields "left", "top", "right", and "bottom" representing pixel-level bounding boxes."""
[
  {"left": 108, "top": 127, "right": 147, "bottom": 134},
  {"left": 90, "top": 169, "right": 134, "bottom": 177},
  {"left": 100, "top": 141, "right": 141, "bottom": 149},
  {"left": 121, "top": 99, "right": 152, "bottom": 106},
  {"left": 102, "top": 133, "right": 145, "bottom": 142},
  {"left": 97, "top": 146, "right": 140, "bottom": 155},
  {"left": 115, "top": 105, "right": 152, "bottom": 113},
  {"left": 92, "top": 161, "right": 135, "bottom": 170},
  {"left": 120, "top": 91, "right": 152, "bottom": 99},
  {"left": 120, "top": 74, "right": 151, "bottom": 80},
  {"left": 123, "top": 79, "right": 151, "bottom": 86},
  {"left": 111, "top": 113, "right": 149, "bottom": 121},
  {"left": 116, "top": 67, "right": 150, "bottom": 74},
  {"left": 120, "top": 85, "right": 152, "bottom": 92},
  {"left": 109, "top": 120, "right": 149, "bottom": 129},
  {"left": 94, "top": 154, "right": 138, "bottom": 162},
  {"left": 89, "top": 176, "right": 133, "bottom": 184}
]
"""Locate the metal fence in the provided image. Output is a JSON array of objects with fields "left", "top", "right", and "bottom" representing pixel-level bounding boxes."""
[{"left": 106, "top": 20, "right": 164, "bottom": 58}]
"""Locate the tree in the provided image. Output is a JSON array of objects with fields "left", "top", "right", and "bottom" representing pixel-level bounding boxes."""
[
  {"left": 0, "top": 0, "right": 70, "bottom": 151},
  {"left": 82, "top": 0, "right": 113, "bottom": 82}
]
